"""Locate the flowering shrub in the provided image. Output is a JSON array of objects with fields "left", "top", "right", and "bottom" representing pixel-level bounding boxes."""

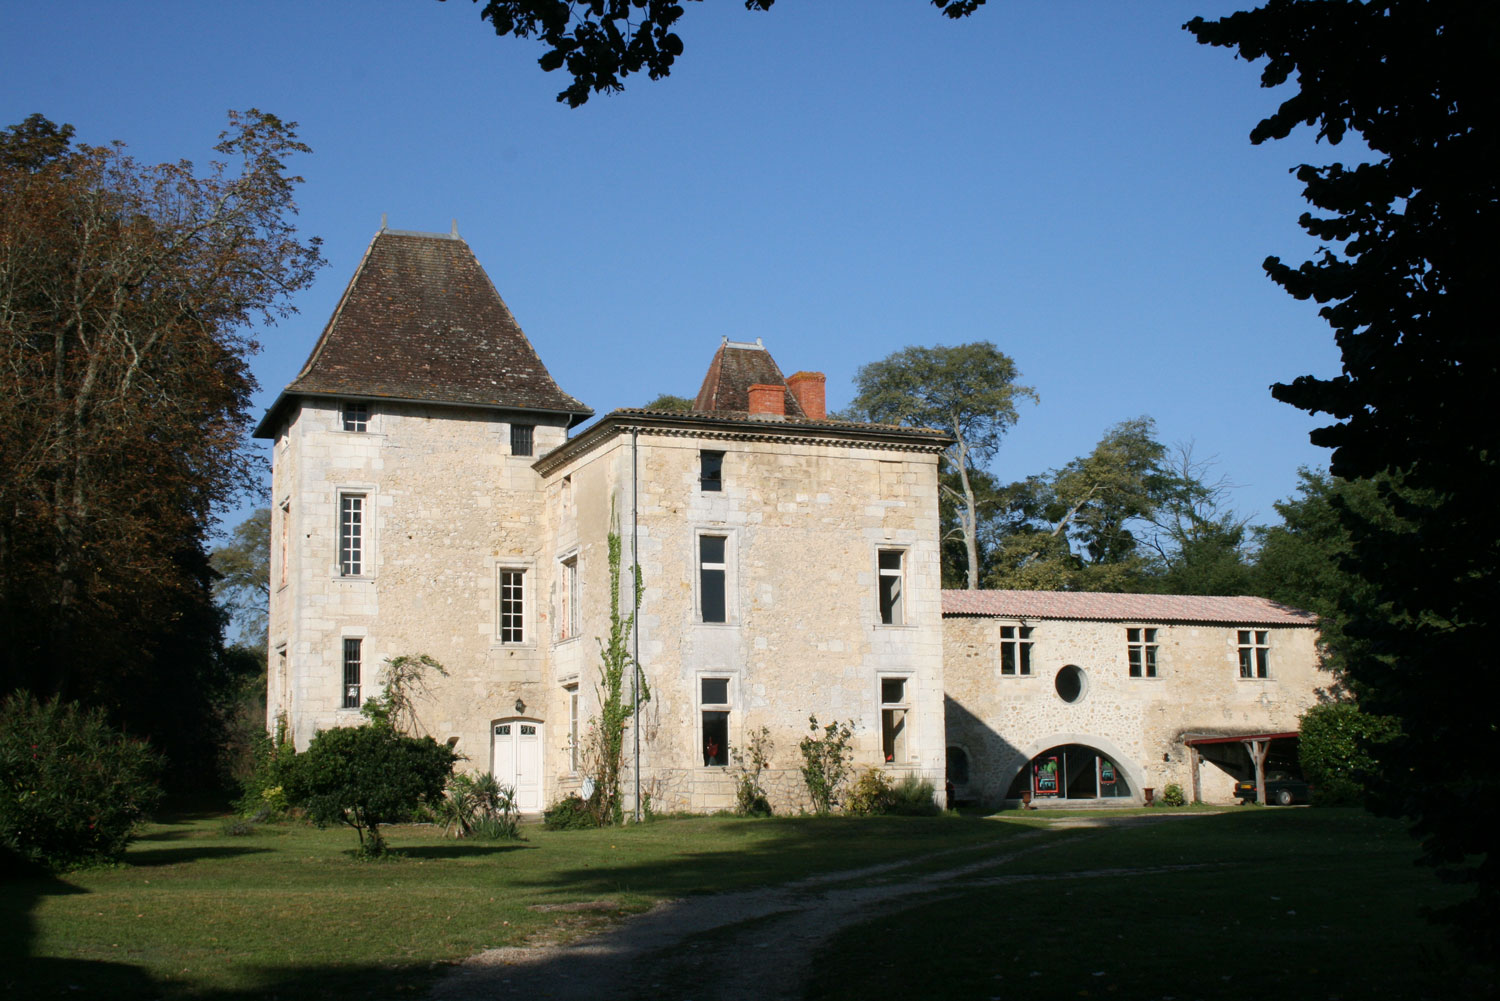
[{"left": 0, "top": 692, "right": 162, "bottom": 870}]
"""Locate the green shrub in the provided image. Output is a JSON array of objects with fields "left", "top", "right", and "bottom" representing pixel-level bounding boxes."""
[
  {"left": 1299, "top": 702, "right": 1399, "bottom": 805},
  {"left": 283, "top": 723, "right": 456, "bottom": 858},
  {"left": 799, "top": 716, "right": 854, "bottom": 815},
  {"left": 437, "top": 771, "right": 521, "bottom": 840},
  {"left": 887, "top": 775, "right": 940, "bottom": 816},
  {"left": 543, "top": 793, "right": 601, "bottom": 830},
  {"left": 844, "top": 768, "right": 893, "bottom": 816},
  {"left": 0, "top": 691, "right": 162, "bottom": 870},
  {"left": 234, "top": 714, "right": 297, "bottom": 819},
  {"left": 735, "top": 725, "right": 774, "bottom": 817},
  {"left": 1159, "top": 783, "right": 1186, "bottom": 807}
]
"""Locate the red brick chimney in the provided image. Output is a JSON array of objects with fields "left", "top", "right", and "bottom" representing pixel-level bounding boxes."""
[
  {"left": 747, "top": 383, "right": 785, "bottom": 418},
  {"left": 787, "top": 371, "right": 826, "bottom": 420}
]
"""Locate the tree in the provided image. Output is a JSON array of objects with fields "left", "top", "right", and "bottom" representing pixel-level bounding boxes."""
[
  {"left": 456, "top": 1, "right": 989, "bottom": 106},
  {"left": 284, "top": 723, "right": 456, "bottom": 857},
  {"left": 210, "top": 508, "right": 271, "bottom": 648},
  {"left": 1188, "top": 0, "right": 1499, "bottom": 950},
  {"left": 846, "top": 343, "right": 1036, "bottom": 590},
  {"left": 642, "top": 393, "right": 694, "bottom": 412},
  {"left": 1144, "top": 444, "right": 1255, "bottom": 596},
  {"left": 0, "top": 112, "right": 322, "bottom": 782}
]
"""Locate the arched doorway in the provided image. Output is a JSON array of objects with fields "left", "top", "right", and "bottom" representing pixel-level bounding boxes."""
[
  {"left": 491, "top": 718, "right": 544, "bottom": 812},
  {"left": 1006, "top": 742, "right": 1135, "bottom": 801}
]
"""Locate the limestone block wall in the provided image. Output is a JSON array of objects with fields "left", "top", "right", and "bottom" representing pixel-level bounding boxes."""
[
  {"left": 267, "top": 398, "right": 569, "bottom": 776},
  {"left": 943, "top": 615, "right": 1324, "bottom": 805},
  {"left": 540, "top": 426, "right": 946, "bottom": 815}
]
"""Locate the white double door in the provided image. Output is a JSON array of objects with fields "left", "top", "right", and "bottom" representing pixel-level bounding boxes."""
[{"left": 492, "top": 719, "right": 543, "bottom": 812}]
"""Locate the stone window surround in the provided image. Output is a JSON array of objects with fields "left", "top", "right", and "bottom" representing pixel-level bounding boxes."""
[
  {"left": 556, "top": 549, "right": 581, "bottom": 644},
  {"left": 277, "top": 497, "right": 291, "bottom": 591},
  {"left": 694, "top": 528, "right": 739, "bottom": 626},
  {"left": 1126, "top": 625, "right": 1160, "bottom": 679},
  {"left": 337, "top": 627, "right": 368, "bottom": 713},
  {"left": 697, "top": 671, "right": 736, "bottom": 768},
  {"left": 875, "top": 544, "right": 911, "bottom": 628},
  {"left": 339, "top": 399, "right": 371, "bottom": 433},
  {"left": 998, "top": 621, "right": 1033, "bottom": 677},
  {"left": 564, "top": 682, "right": 580, "bottom": 774},
  {"left": 333, "top": 484, "right": 377, "bottom": 580},
  {"left": 1237, "top": 628, "right": 1271, "bottom": 679},
  {"left": 491, "top": 558, "right": 537, "bottom": 648},
  {"left": 879, "top": 672, "right": 914, "bottom": 765}
]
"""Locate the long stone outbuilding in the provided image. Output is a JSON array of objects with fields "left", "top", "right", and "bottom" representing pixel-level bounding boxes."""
[{"left": 256, "top": 224, "right": 1326, "bottom": 814}]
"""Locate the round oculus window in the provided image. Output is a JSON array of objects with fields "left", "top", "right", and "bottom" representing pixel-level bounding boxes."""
[{"left": 1055, "top": 664, "right": 1087, "bottom": 704}]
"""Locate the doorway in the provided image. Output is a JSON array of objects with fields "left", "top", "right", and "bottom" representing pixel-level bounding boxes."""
[
  {"left": 1007, "top": 743, "right": 1134, "bottom": 801},
  {"left": 492, "top": 718, "right": 543, "bottom": 812}
]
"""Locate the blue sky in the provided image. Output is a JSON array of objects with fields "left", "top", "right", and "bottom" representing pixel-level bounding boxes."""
[{"left": 2, "top": 1, "right": 1350, "bottom": 534}]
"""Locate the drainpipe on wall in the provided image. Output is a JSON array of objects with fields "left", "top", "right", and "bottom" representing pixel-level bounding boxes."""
[{"left": 632, "top": 427, "right": 642, "bottom": 823}]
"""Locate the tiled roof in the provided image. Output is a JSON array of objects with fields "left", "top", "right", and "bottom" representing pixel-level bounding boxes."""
[
  {"left": 257, "top": 228, "right": 589, "bottom": 435},
  {"left": 692, "top": 338, "right": 805, "bottom": 416},
  {"left": 941, "top": 590, "right": 1317, "bottom": 626}
]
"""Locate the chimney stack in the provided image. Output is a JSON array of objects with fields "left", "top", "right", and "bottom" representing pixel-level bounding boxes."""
[
  {"left": 787, "top": 371, "right": 827, "bottom": 420},
  {"left": 747, "top": 383, "right": 786, "bottom": 419}
]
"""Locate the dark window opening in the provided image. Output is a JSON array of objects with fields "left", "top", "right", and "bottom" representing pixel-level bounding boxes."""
[
  {"left": 342, "top": 638, "right": 362, "bottom": 708},
  {"left": 511, "top": 423, "right": 534, "bottom": 457},
  {"left": 1127, "top": 627, "right": 1158, "bottom": 678},
  {"left": 700, "top": 535, "right": 727, "bottom": 623},
  {"left": 878, "top": 549, "right": 904, "bottom": 625},
  {"left": 1055, "top": 664, "right": 1086, "bottom": 704},
  {"left": 1238, "top": 629, "right": 1270, "bottom": 678},
  {"left": 700, "top": 450, "right": 723, "bottom": 492},
  {"left": 341, "top": 401, "right": 368, "bottom": 432},
  {"left": 1000, "top": 625, "right": 1032, "bottom": 676}
]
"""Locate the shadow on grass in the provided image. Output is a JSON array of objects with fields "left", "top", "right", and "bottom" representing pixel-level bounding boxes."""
[
  {"left": 400, "top": 842, "right": 534, "bottom": 860},
  {"left": 9, "top": 957, "right": 444, "bottom": 1001},
  {"left": 126, "top": 845, "right": 271, "bottom": 867}
]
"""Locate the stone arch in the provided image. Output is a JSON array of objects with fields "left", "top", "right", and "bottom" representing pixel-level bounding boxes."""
[{"left": 1004, "top": 732, "right": 1147, "bottom": 803}]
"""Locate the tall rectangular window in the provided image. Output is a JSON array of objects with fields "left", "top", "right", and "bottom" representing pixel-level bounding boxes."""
[
  {"left": 339, "top": 494, "right": 365, "bottom": 576},
  {"left": 878, "top": 549, "right": 904, "bottom": 625},
  {"left": 499, "top": 569, "right": 525, "bottom": 643},
  {"left": 559, "top": 556, "right": 579, "bottom": 641},
  {"left": 510, "top": 423, "right": 534, "bottom": 457},
  {"left": 699, "top": 535, "right": 727, "bottom": 623},
  {"left": 1238, "top": 630, "right": 1269, "bottom": 678},
  {"left": 342, "top": 638, "right": 362, "bottom": 708},
  {"left": 566, "top": 684, "right": 580, "bottom": 773},
  {"left": 880, "top": 676, "right": 910, "bottom": 763},
  {"left": 1127, "top": 627, "right": 1158, "bottom": 678},
  {"left": 341, "top": 401, "right": 369, "bottom": 432},
  {"left": 700, "top": 450, "right": 724, "bottom": 492},
  {"left": 1000, "top": 625, "right": 1033, "bottom": 676},
  {"left": 278, "top": 501, "right": 290, "bottom": 588},
  {"left": 700, "top": 677, "right": 730, "bottom": 766}
]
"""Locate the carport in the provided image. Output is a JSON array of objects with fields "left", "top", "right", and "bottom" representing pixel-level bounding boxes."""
[{"left": 1183, "top": 731, "right": 1299, "bottom": 805}]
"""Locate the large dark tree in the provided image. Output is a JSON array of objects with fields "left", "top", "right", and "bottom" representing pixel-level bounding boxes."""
[
  {"left": 0, "top": 112, "right": 322, "bottom": 783},
  {"left": 1188, "top": 1, "right": 1499, "bottom": 950}
]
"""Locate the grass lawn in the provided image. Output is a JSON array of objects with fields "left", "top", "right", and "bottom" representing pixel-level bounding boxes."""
[
  {"left": 5, "top": 808, "right": 1024, "bottom": 1000},
  {"left": 805, "top": 807, "right": 1489, "bottom": 1001},
  {"left": 5, "top": 806, "right": 1488, "bottom": 1000}
]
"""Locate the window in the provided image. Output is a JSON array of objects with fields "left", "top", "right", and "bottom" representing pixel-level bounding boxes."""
[
  {"left": 340, "top": 401, "right": 368, "bottom": 432},
  {"left": 878, "top": 549, "right": 904, "bottom": 625},
  {"left": 342, "top": 638, "right": 362, "bottom": 708},
  {"left": 278, "top": 500, "right": 290, "bottom": 588},
  {"left": 338, "top": 493, "right": 365, "bottom": 576},
  {"left": 499, "top": 569, "right": 525, "bottom": 643},
  {"left": 700, "top": 450, "right": 724, "bottom": 492},
  {"left": 558, "top": 555, "right": 579, "bottom": 641},
  {"left": 1127, "top": 627, "right": 1158, "bottom": 678},
  {"left": 880, "top": 676, "right": 910, "bottom": 763},
  {"left": 1000, "top": 625, "right": 1033, "bottom": 676},
  {"left": 699, "top": 535, "right": 727, "bottom": 623},
  {"left": 1238, "top": 630, "right": 1269, "bottom": 678},
  {"left": 510, "top": 423, "right": 534, "bottom": 457},
  {"left": 700, "top": 677, "right": 730, "bottom": 766},
  {"left": 565, "top": 684, "right": 580, "bottom": 773}
]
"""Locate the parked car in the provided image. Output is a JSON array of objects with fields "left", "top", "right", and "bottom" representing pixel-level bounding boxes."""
[{"left": 1234, "top": 770, "right": 1311, "bottom": 805}]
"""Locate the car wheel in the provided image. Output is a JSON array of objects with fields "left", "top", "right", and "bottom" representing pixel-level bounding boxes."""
[{"left": 1275, "top": 788, "right": 1294, "bottom": 806}]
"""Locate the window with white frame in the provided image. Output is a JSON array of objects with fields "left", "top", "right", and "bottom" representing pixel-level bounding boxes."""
[
  {"left": 338, "top": 493, "right": 366, "bottom": 576},
  {"left": 558, "top": 555, "right": 579, "bottom": 641},
  {"left": 1000, "top": 625, "right": 1033, "bottom": 676},
  {"left": 700, "top": 450, "right": 724, "bottom": 492},
  {"left": 498, "top": 568, "right": 526, "bottom": 643},
  {"left": 341, "top": 400, "right": 369, "bottom": 432},
  {"left": 878, "top": 549, "right": 905, "bottom": 625},
  {"left": 880, "top": 676, "right": 911, "bottom": 763},
  {"left": 1127, "top": 627, "right": 1158, "bottom": 678},
  {"left": 511, "top": 423, "right": 534, "bottom": 457},
  {"left": 342, "top": 638, "right": 362, "bottom": 708},
  {"left": 565, "top": 683, "right": 580, "bottom": 773},
  {"left": 700, "top": 676, "right": 731, "bottom": 766},
  {"left": 699, "top": 535, "right": 728, "bottom": 623},
  {"left": 1238, "top": 629, "right": 1269, "bottom": 678},
  {"left": 278, "top": 500, "right": 290, "bottom": 588}
]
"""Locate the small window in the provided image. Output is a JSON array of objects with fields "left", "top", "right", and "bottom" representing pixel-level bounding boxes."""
[
  {"left": 341, "top": 401, "right": 368, "bottom": 432},
  {"left": 699, "top": 535, "right": 727, "bottom": 623},
  {"left": 878, "top": 549, "right": 904, "bottom": 625},
  {"left": 559, "top": 555, "right": 579, "bottom": 641},
  {"left": 338, "top": 493, "right": 365, "bottom": 576},
  {"left": 1055, "top": 664, "right": 1087, "bottom": 704},
  {"left": 700, "top": 450, "right": 724, "bottom": 492},
  {"left": 1238, "top": 629, "right": 1270, "bottom": 678},
  {"left": 1000, "top": 625, "right": 1033, "bottom": 676},
  {"left": 342, "top": 638, "right": 362, "bottom": 708},
  {"left": 566, "top": 685, "right": 580, "bottom": 773},
  {"left": 1127, "top": 627, "right": 1158, "bottom": 678},
  {"left": 880, "top": 676, "right": 910, "bottom": 763},
  {"left": 278, "top": 501, "right": 290, "bottom": 588},
  {"left": 499, "top": 569, "right": 525, "bottom": 643},
  {"left": 511, "top": 423, "right": 534, "bottom": 457},
  {"left": 701, "top": 676, "right": 731, "bottom": 767}
]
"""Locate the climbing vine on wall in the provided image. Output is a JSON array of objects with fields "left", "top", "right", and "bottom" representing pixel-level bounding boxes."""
[{"left": 588, "top": 523, "right": 648, "bottom": 824}]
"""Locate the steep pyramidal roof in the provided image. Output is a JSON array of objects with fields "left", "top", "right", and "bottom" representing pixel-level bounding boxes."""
[
  {"left": 692, "top": 338, "right": 806, "bottom": 417},
  {"left": 255, "top": 227, "right": 590, "bottom": 436}
]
